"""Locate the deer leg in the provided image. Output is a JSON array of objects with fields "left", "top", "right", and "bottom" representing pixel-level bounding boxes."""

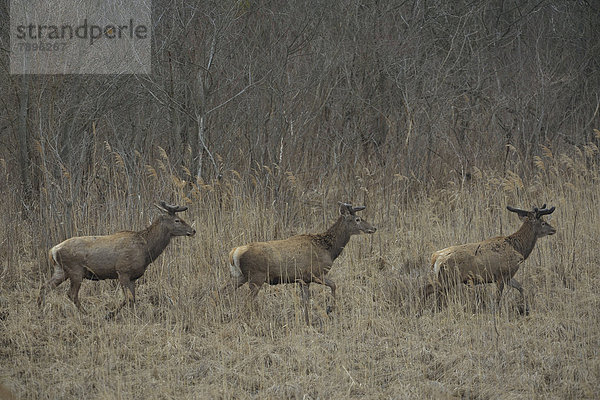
[
  {"left": 224, "top": 274, "right": 247, "bottom": 292},
  {"left": 437, "top": 287, "right": 450, "bottom": 311},
  {"left": 245, "top": 281, "right": 262, "bottom": 319},
  {"left": 311, "top": 275, "right": 336, "bottom": 315},
  {"left": 422, "top": 283, "right": 435, "bottom": 303},
  {"left": 415, "top": 283, "right": 437, "bottom": 317},
  {"left": 423, "top": 271, "right": 450, "bottom": 313},
  {"left": 508, "top": 278, "right": 529, "bottom": 315},
  {"left": 495, "top": 280, "right": 505, "bottom": 313},
  {"left": 216, "top": 274, "right": 249, "bottom": 311},
  {"left": 37, "top": 265, "right": 67, "bottom": 307},
  {"left": 217, "top": 275, "right": 247, "bottom": 306},
  {"left": 107, "top": 273, "right": 134, "bottom": 320},
  {"left": 248, "top": 280, "right": 262, "bottom": 298},
  {"left": 321, "top": 276, "right": 336, "bottom": 298},
  {"left": 124, "top": 280, "right": 136, "bottom": 306},
  {"left": 234, "top": 275, "right": 248, "bottom": 289},
  {"left": 67, "top": 275, "right": 86, "bottom": 314},
  {"left": 436, "top": 271, "right": 461, "bottom": 311},
  {"left": 433, "top": 275, "right": 451, "bottom": 312},
  {"left": 323, "top": 277, "right": 336, "bottom": 315},
  {"left": 421, "top": 282, "right": 442, "bottom": 311}
]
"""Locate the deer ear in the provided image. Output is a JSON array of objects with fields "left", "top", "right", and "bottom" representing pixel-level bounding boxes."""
[
  {"left": 338, "top": 202, "right": 352, "bottom": 215},
  {"left": 517, "top": 213, "right": 529, "bottom": 222}
]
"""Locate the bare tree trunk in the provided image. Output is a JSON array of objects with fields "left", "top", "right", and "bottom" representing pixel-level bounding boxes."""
[
  {"left": 17, "top": 76, "right": 32, "bottom": 210},
  {"left": 197, "top": 114, "right": 205, "bottom": 182}
]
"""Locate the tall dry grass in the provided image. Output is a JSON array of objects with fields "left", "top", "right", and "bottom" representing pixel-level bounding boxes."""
[{"left": 0, "top": 140, "right": 599, "bottom": 399}]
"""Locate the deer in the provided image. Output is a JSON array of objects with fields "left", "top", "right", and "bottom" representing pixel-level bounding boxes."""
[
  {"left": 227, "top": 202, "right": 376, "bottom": 324},
  {"left": 0, "top": 382, "right": 16, "bottom": 400},
  {"left": 422, "top": 204, "right": 556, "bottom": 315},
  {"left": 37, "top": 201, "right": 195, "bottom": 318}
]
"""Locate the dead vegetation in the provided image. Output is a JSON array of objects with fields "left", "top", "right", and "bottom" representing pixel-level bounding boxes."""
[{"left": 1, "top": 144, "right": 599, "bottom": 399}]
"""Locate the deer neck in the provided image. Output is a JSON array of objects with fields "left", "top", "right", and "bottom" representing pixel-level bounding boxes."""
[
  {"left": 507, "top": 222, "right": 537, "bottom": 260},
  {"left": 320, "top": 216, "right": 352, "bottom": 261},
  {"left": 141, "top": 218, "right": 172, "bottom": 263}
]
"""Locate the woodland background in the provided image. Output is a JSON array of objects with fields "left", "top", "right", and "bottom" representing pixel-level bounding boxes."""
[{"left": 1, "top": 1, "right": 599, "bottom": 398}]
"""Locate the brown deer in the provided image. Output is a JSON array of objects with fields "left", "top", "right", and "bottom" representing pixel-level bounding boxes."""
[
  {"left": 0, "top": 382, "right": 16, "bottom": 400},
  {"left": 228, "top": 202, "right": 376, "bottom": 324},
  {"left": 422, "top": 205, "right": 556, "bottom": 314},
  {"left": 37, "top": 201, "right": 195, "bottom": 318}
]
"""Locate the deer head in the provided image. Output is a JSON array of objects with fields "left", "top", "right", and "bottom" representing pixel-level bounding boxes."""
[
  {"left": 156, "top": 201, "right": 196, "bottom": 237},
  {"left": 507, "top": 204, "right": 556, "bottom": 238},
  {"left": 338, "top": 202, "right": 377, "bottom": 235}
]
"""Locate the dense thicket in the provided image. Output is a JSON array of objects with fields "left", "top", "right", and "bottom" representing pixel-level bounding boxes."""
[{"left": 0, "top": 0, "right": 598, "bottom": 230}]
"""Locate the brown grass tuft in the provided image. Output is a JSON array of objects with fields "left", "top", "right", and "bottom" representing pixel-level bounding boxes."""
[{"left": 1, "top": 144, "right": 599, "bottom": 399}]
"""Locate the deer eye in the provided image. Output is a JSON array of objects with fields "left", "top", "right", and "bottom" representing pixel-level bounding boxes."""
[
  {"left": 175, "top": 219, "right": 181, "bottom": 223},
  {"left": 355, "top": 217, "right": 361, "bottom": 222}
]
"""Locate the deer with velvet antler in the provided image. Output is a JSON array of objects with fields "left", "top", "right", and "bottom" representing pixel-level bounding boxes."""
[
  {"left": 422, "top": 204, "right": 557, "bottom": 314},
  {"left": 38, "top": 201, "right": 195, "bottom": 318}
]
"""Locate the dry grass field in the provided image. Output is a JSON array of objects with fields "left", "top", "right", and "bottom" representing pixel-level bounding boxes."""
[{"left": 1, "top": 145, "right": 599, "bottom": 399}]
